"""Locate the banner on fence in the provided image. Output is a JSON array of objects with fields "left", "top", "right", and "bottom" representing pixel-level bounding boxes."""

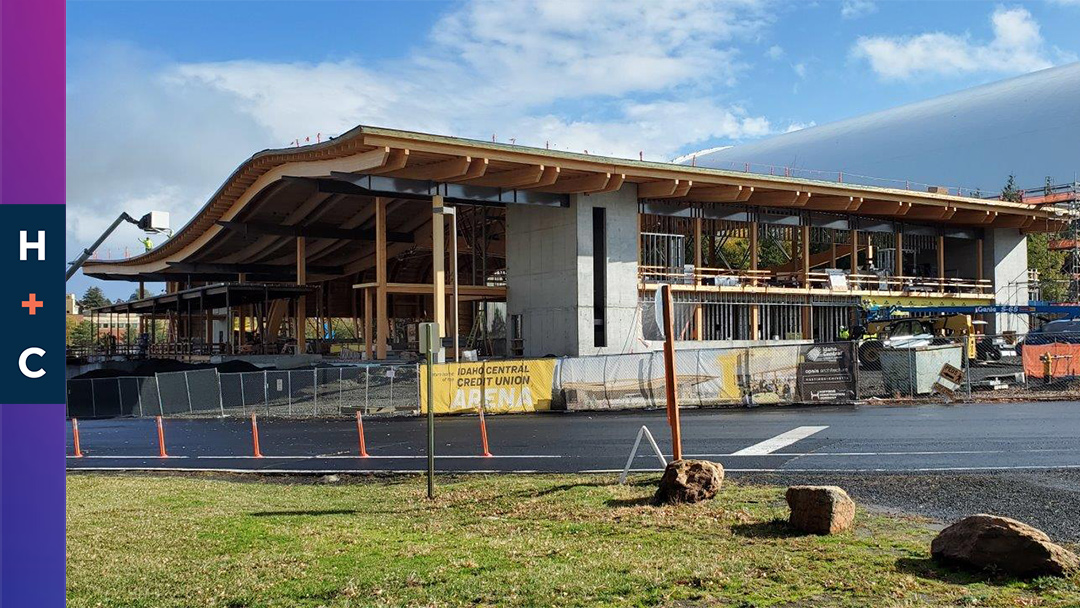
[
  {"left": 420, "top": 359, "right": 556, "bottom": 414},
  {"left": 796, "top": 343, "right": 856, "bottom": 403}
]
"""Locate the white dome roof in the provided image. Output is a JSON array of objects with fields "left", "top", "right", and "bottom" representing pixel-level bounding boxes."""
[{"left": 688, "top": 62, "right": 1080, "bottom": 193}]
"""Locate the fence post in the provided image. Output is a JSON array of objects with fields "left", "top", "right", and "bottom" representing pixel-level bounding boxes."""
[
  {"left": 851, "top": 343, "right": 859, "bottom": 403},
  {"left": 338, "top": 368, "right": 343, "bottom": 415},
  {"left": 155, "top": 374, "right": 164, "bottom": 417},
  {"left": 744, "top": 346, "right": 753, "bottom": 406},
  {"left": 287, "top": 370, "right": 293, "bottom": 416},
  {"left": 964, "top": 342, "right": 973, "bottom": 401},
  {"left": 264, "top": 370, "right": 269, "bottom": 415},
  {"left": 91, "top": 379, "right": 97, "bottom": 418},
  {"left": 217, "top": 371, "right": 225, "bottom": 417},
  {"left": 364, "top": 366, "right": 370, "bottom": 415},
  {"left": 184, "top": 371, "right": 193, "bottom": 413},
  {"left": 137, "top": 378, "right": 144, "bottom": 417},
  {"left": 313, "top": 369, "right": 318, "bottom": 416},
  {"left": 240, "top": 373, "right": 246, "bottom": 416},
  {"left": 117, "top": 378, "right": 123, "bottom": 417},
  {"left": 909, "top": 349, "right": 916, "bottom": 398},
  {"left": 390, "top": 365, "right": 395, "bottom": 406}
]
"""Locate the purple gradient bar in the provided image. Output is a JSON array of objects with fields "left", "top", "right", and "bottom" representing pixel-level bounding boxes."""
[{"left": 2, "top": 0, "right": 67, "bottom": 604}]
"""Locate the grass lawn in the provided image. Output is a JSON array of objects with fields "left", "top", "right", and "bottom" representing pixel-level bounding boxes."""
[{"left": 67, "top": 472, "right": 1080, "bottom": 607}]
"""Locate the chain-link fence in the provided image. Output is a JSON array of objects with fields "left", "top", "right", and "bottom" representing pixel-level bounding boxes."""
[
  {"left": 557, "top": 341, "right": 856, "bottom": 410},
  {"left": 67, "top": 331, "right": 1080, "bottom": 418},
  {"left": 558, "top": 331, "right": 1080, "bottom": 409},
  {"left": 67, "top": 364, "right": 420, "bottom": 419}
]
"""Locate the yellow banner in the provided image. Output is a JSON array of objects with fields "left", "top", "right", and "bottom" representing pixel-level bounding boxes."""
[
  {"left": 419, "top": 359, "right": 556, "bottom": 414},
  {"left": 861, "top": 296, "right": 991, "bottom": 308}
]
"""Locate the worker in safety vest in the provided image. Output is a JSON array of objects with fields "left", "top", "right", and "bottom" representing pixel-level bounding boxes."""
[
  {"left": 138, "top": 236, "right": 153, "bottom": 252},
  {"left": 839, "top": 326, "right": 850, "bottom": 340}
]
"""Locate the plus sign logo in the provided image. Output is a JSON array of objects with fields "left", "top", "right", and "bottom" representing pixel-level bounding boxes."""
[{"left": 22, "top": 293, "right": 44, "bottom": 315}]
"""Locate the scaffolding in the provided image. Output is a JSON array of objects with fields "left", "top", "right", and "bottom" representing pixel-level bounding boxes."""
[{"left": 1029, "top": 182, "right": 1080, "bottom": 301}]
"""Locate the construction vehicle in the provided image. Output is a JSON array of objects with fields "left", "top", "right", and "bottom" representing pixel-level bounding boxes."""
[{"left": 850, "top": 314, "right": 999, "bottom": 369}]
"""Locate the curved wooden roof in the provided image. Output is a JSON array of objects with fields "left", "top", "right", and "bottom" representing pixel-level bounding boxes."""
[{"left": 82, "top": 124, "right": 1070, "bottom": 281}]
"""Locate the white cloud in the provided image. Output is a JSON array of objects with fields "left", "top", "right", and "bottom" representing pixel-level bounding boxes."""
[
  {"left": 841, "top": 0, "right": 877, "bottom": 19},
  {"left": 784, "top": 121, "right": 816, "bottom": 133},
  {"left": 66, "top": 0, "right": 790, "bottom": 296},
  {"left": 766, "top": 45, "right": 785, "bottom": 60},
  {"left": 672, "top": 146, "right": 732, "bottom": 164},
  {"left": 852, "top": 6, "right": 1055, "bottom": 80},
  {"left": 793, "top": 62, "right": 807, "bottom": 79}
]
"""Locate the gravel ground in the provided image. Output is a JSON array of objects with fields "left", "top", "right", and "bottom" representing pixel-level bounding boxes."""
[{"left": 734, "top": 469, "right": 1080, "bottom": 543}]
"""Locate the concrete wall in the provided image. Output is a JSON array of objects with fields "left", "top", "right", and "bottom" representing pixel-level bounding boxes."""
[
  {"left": 505, "top": 184, "right": 641, "bottom": 357},
  {"left": 572, "top": 187, "right": 642, "bottom": 356},
  {"left": 505, "top": 203, "right": 580, "bottom": 357},
  {"left": 983, "top": 227, "right": 1030, "bottom": 333}
]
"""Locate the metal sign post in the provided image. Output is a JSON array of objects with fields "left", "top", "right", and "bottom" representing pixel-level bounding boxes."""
[{"left": 419, "top": 322, "right": 440, "bottom": 499}]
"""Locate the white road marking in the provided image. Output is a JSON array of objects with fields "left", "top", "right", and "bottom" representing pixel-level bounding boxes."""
[
  {"left": 70, "top": 454, "right": 561, "bottom": 460},
  {"left": 583, "top": 464, "right": 1080, "bottom": 474},
  {"left": 686, "top": 448, "right": 1080, "bottom": 457},
  {"left": 68, "top": 464, "right": 1080, "bottom": 475},
  {"left": 68, "top": 456, "right": 194, "bottom": 461},
  {"left": 69, "top": 447, "right": 1080, "bottom": 461},
  {"left": 729, "top": 426, "right": 829, "bottom": 456}
]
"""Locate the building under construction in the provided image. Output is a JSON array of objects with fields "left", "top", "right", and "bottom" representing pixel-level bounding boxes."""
[{"left": 80, "top": 126, "right": 1071, "bottom": 361}]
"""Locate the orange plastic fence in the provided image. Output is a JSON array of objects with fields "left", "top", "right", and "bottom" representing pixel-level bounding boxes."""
[{"left": 1021, "top": 343, "right": 1080, "bottom": 379}]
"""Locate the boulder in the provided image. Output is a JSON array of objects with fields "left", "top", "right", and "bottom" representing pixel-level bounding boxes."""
[
  {"left": 654, "top": 459, "right": 724, "bottom": 505},
  {"left": 931, "top": 514, "right": 1079, "bottom": 578},
  {"left": 785, "top": 485, "right": 856, "bottom": 534}
]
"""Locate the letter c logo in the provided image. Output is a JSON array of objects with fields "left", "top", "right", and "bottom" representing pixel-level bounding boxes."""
[{"left": 19, "top": 347, "right": 45, "bottom": 378}]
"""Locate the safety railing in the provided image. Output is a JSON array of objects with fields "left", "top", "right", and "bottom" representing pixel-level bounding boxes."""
[{"left": 639, "top": 265, "right": 992, "bottom": 296}]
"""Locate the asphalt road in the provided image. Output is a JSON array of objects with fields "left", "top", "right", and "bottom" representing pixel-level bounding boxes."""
[
  {"left": 67, "top": 402, "right": 1080, "bottom": 540},
  {"left": 67, "top": 401, "right": 1080, "bottom": 475}
]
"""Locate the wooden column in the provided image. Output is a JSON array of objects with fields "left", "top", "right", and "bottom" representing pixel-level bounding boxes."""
[
  {"left": 350, "top": 276, "right": 360, "bottom": 353},
  {"left": 375, "top": 197, "right": 389, "bottom": 359},
  {"left": 895, "top": 230, "right": 904, "bottom": 278},
  {"left": 830, "top": 239, "right": 838, "bottom": 269},
  {"left": 238, "top": 306, "right": 246, "bottom": 347},
  {"left": 851, "top": 229, "right": 860, "bottom": 270},
  {"left": 800, "top": 224, "right": 810, "bottom": 288},
  {"left": 937, "top": 234, "right": 946, "bottom": 290},
  {"left": 295, "top": 237, "right": 307, "bottom": 353},
  {"left": 432, "top": 196, "right": 447, "bottom": 339},
  {"left": 802, "top": 305, "right": 812, "bottom": 340},
  {"left": 851, "top": 228, "right": 860, "bottom": 289},
  {"left": 750, "top": 221, "right": 760, "bottom": 339},
  {"left": 693, "top": 216, "right": 703, "bottom": 341},
  {"left": 749, "top": 221, "right": 759, "bottom": 286},
  {"left": 363, "top": 288, "right": 373, "bottom": 360},
  {"left": 976, "top": 237, "right": 984, "bottom": 282}
]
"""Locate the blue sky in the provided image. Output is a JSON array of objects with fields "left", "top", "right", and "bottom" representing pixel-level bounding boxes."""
[{"left": 66, "top": 0, "right": 1080, "bottom": 298}]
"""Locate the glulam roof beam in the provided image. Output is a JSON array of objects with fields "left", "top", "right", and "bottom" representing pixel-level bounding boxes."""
[{"left": 216, "top": 220, "right": 414, "bottom": 243}]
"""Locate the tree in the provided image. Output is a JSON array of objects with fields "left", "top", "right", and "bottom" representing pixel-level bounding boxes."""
[
  {"left": 78, "top": 286, "right": 111, "bottom": 310},
  {"left": 1000, "top": 174, "right": 1021, "bottom": 203},
  {"left": 67, "top": 319, "right": 95, "bottom": 347},
  {"left": 1000, "top": 176, "right": 1069, "bottom": 302},
  {"left": 1028, "top": 232, "right": 1068, "bottom": 302}
]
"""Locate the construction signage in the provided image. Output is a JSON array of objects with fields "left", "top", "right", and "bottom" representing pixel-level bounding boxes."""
[
  {"left": 419, "top": 359, "right": 557, "bottom": 414},
  {"left": 796, "top": 343, "right": 856, "bottom": 403}
]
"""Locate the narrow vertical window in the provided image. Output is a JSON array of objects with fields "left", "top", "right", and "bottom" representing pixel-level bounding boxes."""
[{"left": 592, "top": 207, "right": 607, "bottom": 347}]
